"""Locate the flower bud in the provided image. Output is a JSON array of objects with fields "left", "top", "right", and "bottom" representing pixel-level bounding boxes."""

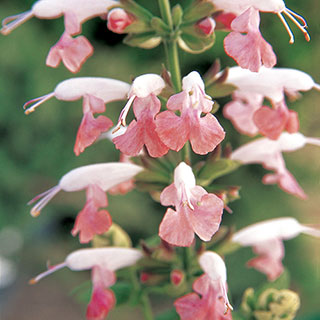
[
  {"left": 170, "top": 269, "right": 184, "bottom": 286},
  {"left": 107, "top": 8, "right": 134, "bottom": 34},
  {"left": 196, "top": 17, "right": 216, "bottom": 35}
]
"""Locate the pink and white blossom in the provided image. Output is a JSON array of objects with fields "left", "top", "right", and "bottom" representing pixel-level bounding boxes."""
[
  {"left": 30, "top": 247, "right": 142, "bottom": 320},
  {"left": 113, "top": 74, "right": 169, "bottom": 157},
  {"left": 1, "top": 0, "right": 118, "bottom": 36},
  {"left": 224, "top": 67, "right": 320, "bottom": 139},
  {"left": 231, "top": 132, "right": 320, "bottom": 199},
  {"left": 23, "top": 77, "right": 130, "bottom": 155},
  {"left": 156, "top": 71, "right": 225, "bottom": 155},
  {"left": 175, "top": 251, "right": 232, "bottom": 319},
  {"left": 232, "top": 217, "right": 320, "bottom": 280},
  {"left": 159, "top": 162, "right": 224, "bottom": 247},
  {"left": 28, "top": 162, "right": 143, "bottom": 242}
]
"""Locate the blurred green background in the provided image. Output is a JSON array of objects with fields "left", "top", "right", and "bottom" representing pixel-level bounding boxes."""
[{"left": 0, "top": 0, "right": 319, "bottom": 319}]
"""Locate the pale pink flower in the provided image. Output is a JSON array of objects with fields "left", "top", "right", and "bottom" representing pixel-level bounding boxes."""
[
  {"left": 196, "top": 17, "right": 216, "bottom": 35},
  {"left": 156, "top": 71, "right": 225, "bottom": 155},
  {"left": 231, "top": 132, "right": 320, "bottom": 199},
  {"left": 159, "top": 162, "right": 224, "bottom": 247},
  {"left": 23, "top": 77, "right": 130, "bottom": 155},
  {"left": 107, "top": 8, "right": 135, "bottom": 34},
  {"left": 232, "top": 217, "right": 320, "bottom": 280},
  {"left": 175, "top": 252, "right": 232, "bottom": 319},
  {"left": 113, "top": 74, "right": 169, "bottom": 158},
  {"left": 1, "top": 0, "right": 117, "bottom": 36},
  {"left": 224, "top": 7, "right": 277, "bottom": 72},
  {"left": 1, "top": 0, "right": 117, "bottom": 72},
  {"left": 224, "top": 67, "right": 320, "bottom": 139},
  {"left": 28, "top": 162, "right": 143, "bottom": 243},
  {"left": 46, "top": 32, "right": 93, "bottom": 73},
  {"left": 30, "top": 247, "right": 142, "bottom": 320},
  {"left": 211, "top": 0, "right": 310, "bottom": 44}
]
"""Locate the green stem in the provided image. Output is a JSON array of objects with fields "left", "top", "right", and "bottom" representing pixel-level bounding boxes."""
[
  {"left": 141, "top": 292, "right": 154, "bottom": 320},
  {"left": 158, "top": 0, "right": 173, "bottom": 28},
  {"left": 182, "top": 141, "right": 191, "bottom": 165},
  {"left": 183, "top": 246, "right": 193, "bottom": 280}
]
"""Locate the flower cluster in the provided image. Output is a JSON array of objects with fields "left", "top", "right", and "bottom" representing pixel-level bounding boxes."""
[{"left": 2, "top": 0, "right": 320, "bottom": 319}]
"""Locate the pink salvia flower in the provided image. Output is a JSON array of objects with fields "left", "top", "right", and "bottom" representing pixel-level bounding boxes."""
[
  {"left": 107, "top": 8, "right": 135, "bottom": 34},
  {"left": 231, "top": 132, "right": 320, "bottom": 199},
  {"left": 28, "top": 162, "right": 143, "bottom": 243},
  {"left": 1, "top": 0, "right": 118, "bottom": 36},
  {"left": 175, "top": 252, "right": 232, "bottom": 319},
  {"left": 30, "top": 247, "right": 143, "bottom": 320},
  {"left": 159, "top": 162, "right": 224, "bottom": 247},
  {"left": 113, "top": 74, "right": 169, "bottom": 157},
  {"left": 211, "top": 0, "right": 310, "bottom": 44},
  {"left": 224, "top": 67, "right": 320, "bottom": 139},
  {"left": 156, "top": 71, "right": 225, "bottom": 155},
  {"left": 46, "top": 32, "right": 93, "bottom": 73},
  {"left": 232, "top": 217, "right": 320, "bottom": 280},
  {"left": 224, "top": 7, "right": 277, "bottom": 72},
  {"left": 23, "top": 77, "right": 130, "bottom": 155}
]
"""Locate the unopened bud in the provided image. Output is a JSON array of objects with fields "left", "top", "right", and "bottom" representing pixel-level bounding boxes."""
[
  {"left": 196, "top": 17, "right": 216, "bottom": 35},
  {"left": 170, "top": 269, "right": 184, "bottom": 286},
  {"left": 107, "top": 8, "right": 135, "bottom": 34}
]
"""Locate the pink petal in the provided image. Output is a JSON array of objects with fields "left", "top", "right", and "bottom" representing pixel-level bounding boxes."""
[
  {"left": 166, "top": 91, "right": 188, "bottom": 111},
  {"left": 215, "top": 12, "right": 237, "bottom": 30},
  {"left": 224, "top": 8, "right": 276, "bottom": 72},
  {"left": 83, "top": 94, "right": 106, "bottom": 114},
  {"left": 160, "top": 184, "right": 178, "bottom": 207},
  {"left": 46, "top": 33, "right": 93, "bottom": 73},
  {"left": 107, "top": 8, "right": 134, "bottom": 34},
  {"left": 263, "top": 170, "right": 307, "bottom": 199},
  {"left": 247, "top": 239, "right": 284, "bottom": 281},
  {"left": 64, "top": 11, "right": 81, "bottom": 35},
  {"left": 156, "top": 110, "right": 189, "bottom": 151},
  {"left": 71, "top": 185, "right": 112, "bottom": 243},
  {"left": 159, "top": 208, "right": 194, "bottom": 247},
  {"left": 188, "top": 194, "right": 224, "bottom": 242},
  {"left": 189, "top": 112, "right": 225, "bottom": 155},
  {"left": 253, "top": 106, "right": 288, "bottom": 140},
  {"left": 174, "top": 293, "right": 204, "bottom": 320},
  {"left": 74, "top": 112, "right": 113, "bottom": 156},
  {"left": 285, "top": 110, "right": 299, "bottom": 133},
  {"left": 86, "top": 286, "right": 115, "bottom": 320}
]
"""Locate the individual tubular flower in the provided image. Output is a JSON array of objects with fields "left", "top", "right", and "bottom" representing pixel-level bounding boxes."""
[
  {"left": 211, "top": 0, "right": 310, "bottom": 44},
  {"left": 175, "top": 251, "right": 232, "bottom": 319},
  {"left": 28, "top": 162, "right": 143, "bottom": 243},
  {"left": 159, "top": 162, "right": 224, "bottom": 247},
  {"left": 232, "top": 217, "right": 320, "bottom": 280},
  {"left": 113, "top": 74, "right": 169, "bottom": 158},
  {"left": 107, "top": 8, "right": 135, "bottom": 34},
  {"left": 23, "top": 77, "right": 131, "bottom": 155},
  {"left": 30, "top": 247, "right": 143, "bottom": 320},
  {"left": 156, "top": 71, "right": 225, "bottom": 155},
  {"left": 231, "top": 132, "right": 320, "bottom": 199},
  {"left": 1, "top": 0, "right": 118, "bottom": 36},
  {"left": 224, "top": 67, "right": 320, "bottom": 139},
  {"left": 1, "top": 0, "right": 117, "bottom": 72},
  {"left": 46, "top": 32, "right": 93, "bottom": 73},
  {"left": 224, "top": 7, "right": 276, "bottom": 72}
]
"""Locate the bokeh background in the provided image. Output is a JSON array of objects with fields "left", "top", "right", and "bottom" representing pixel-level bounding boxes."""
[{"left": 0, "top": 0, "right": 319, "bottom": 319}]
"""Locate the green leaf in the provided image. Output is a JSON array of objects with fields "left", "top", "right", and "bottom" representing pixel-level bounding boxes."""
[
  {"left": 124, "top": 20, "right": 152, "bottom": 33},
  {"left": 172, "top": 5, "right": 183, "bottom": 28},
  {"left": 178, "top": 32, "right": 215, "bottom": 54},
  {"left": 111, "top": 281, "right": 133, "bottom": 305},
  {"left": 197, "top": 159, "right": 241, "bottom": 186},
  {"left": 183, "top": 0, "right": 216, "bottom": 23},
  {"left": 120, "top": 0, "right": 153, "bottom": 21},
  {"left": 135, "top": 170, "right": 170, "bottom": 184},
  {"left": 150, "top": 17, "right": 171, "bottom": 35},
  {"left": 123, "top": 32, "right": 162, "bottom": 49},
  {"left": 156, "top": 308, "right": 180, "bottom": 320},
  {"left": 206, "top": 83, "right": 237, "bottom": 98}
]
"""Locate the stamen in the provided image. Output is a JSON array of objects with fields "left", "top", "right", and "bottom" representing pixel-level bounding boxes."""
[
  {"left": 112, "top": 95, "right": 135, "bottom": 133},
  {"left": 283, "top": 9, "right": 310, "bottom": 42},
  {"left": 29, "top": 262, "right": 67, "bottom": 284},
  {"left": 28, "top": 185, "right": 61, "bottom": 217},
  {"left": 285, "top": 8, "right": 307, "bottom": 28},
  {"left": 23, "top": 93, "right": 55, "bottom": 115},
  {"left": 277, "top": 12, "right": 295, "bottom": 44},
  {"left": 305, "top": 137, "right": 320, "bottom": 147},
  {"left": 1, "top": 11, "right": 34, "bottom": 35}
]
